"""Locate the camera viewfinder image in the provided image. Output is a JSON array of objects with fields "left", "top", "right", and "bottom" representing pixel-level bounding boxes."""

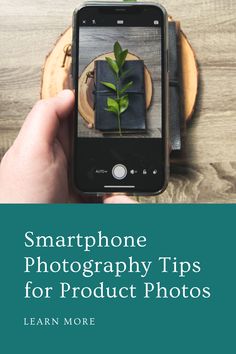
[{"left": 77, "top": 26, "right": 162, "bottom": 138}]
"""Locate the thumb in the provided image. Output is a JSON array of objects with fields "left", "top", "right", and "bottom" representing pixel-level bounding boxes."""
[{"left": 16, "top": 90, "right": 74, "bottom": 146}]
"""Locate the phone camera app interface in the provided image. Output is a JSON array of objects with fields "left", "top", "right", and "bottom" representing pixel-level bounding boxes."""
[{"left": 74, "top": 6, "right": 166, "bottom": 194}]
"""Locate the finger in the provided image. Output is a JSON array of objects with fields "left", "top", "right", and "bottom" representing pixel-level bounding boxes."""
[
  {"left": 16, "top": 90, "right": 74, "bottom": 147},
  {"left": 103, "top": 194, "right": 138, "bottom": 204}
]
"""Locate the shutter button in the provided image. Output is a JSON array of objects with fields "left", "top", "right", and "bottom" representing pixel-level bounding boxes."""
[{"left": 112, "top": 164, "right": 127, "bottom": 180}]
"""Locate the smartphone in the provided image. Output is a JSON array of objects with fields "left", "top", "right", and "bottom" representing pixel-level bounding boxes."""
[{"left": 72, "top": 2, "right": 169, "bottom": 195}]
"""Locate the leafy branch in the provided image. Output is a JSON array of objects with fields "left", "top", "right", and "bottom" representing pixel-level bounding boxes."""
[{"left": 101, "top": 41, "right": 133, "bottom": 135}]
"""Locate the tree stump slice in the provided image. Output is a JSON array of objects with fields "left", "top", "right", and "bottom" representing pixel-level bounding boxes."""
[
  {"left": 179, "top": 31, "right": 198, "bottom": 120},
  {"left": 41, "top": 24, "right": 198, "bottom": 123}
]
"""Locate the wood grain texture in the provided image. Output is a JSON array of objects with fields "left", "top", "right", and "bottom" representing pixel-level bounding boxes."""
[{"left": 0, "top": 0, "right": 236, "bottom": 203}]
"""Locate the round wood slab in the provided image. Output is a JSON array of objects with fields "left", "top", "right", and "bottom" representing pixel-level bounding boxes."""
[{"left": 41, "top": 25, "right": 198, "bottom": 122}]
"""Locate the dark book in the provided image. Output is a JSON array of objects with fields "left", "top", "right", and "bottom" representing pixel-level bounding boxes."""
[
  {"left": 94, "top": 60, "right": 146, "bottom": 133},
  {"left": 169, "top": 21, "right": 184, "bottom": 151}
]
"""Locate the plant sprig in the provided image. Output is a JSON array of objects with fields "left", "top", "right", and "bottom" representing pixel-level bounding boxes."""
[{"left": 100, "top": 41, "right": 133, "bottom": 135}]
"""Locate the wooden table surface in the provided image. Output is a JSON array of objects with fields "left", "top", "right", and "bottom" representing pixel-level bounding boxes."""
[{"left": 0, "top": 0, "right": 235, "bottom": 203}]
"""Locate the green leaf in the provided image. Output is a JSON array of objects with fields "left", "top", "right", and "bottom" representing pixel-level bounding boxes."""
[
  {"left": 119, "top": 95, "right": 129, "bottom": 114},
  {"left": 100, "top": 81, "right": 117, "bottom": 91},
  {"left": 107, "top": 97, "right": 119, "bottom": 114},
  {"left": 114, "top": 41, "right": 122, "bottom": 63},
  {"left": 117, "top": 49, "right": 128, "bottom": 69},
  {"left": 119, "top": 81, "right": 133, "bottom": 95},
  {"left": 105, "top": 107, "right": 118, "bottom": 114},
  {"left": 105, "top": 57, "right": 119, "bottom": 75},
  {"left": 102, "top": 40, "right": 132, "bottom": 118}
]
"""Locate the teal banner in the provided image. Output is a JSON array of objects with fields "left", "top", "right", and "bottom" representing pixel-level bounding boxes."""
[{"left": 0, "top": 205, "right": 235, "bottom": 353}]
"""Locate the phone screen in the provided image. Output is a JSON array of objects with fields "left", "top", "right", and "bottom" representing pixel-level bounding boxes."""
[{"left": 73, "top": 4, "right": 168, "bottom": 194}]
